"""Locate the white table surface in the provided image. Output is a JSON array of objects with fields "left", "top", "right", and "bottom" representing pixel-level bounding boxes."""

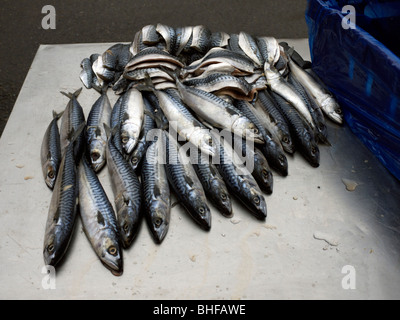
[{"left": 1, "top": 39, "right": 400, "bottom": 300}]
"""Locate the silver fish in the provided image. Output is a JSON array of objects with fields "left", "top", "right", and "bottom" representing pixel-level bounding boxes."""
[
  {"left": 78, "top": 157, "right": 123, "bottom": 276},
  {"left": 264, "top": 64, "right": 316, "bottom": 131},
  {"left": 181, "top": 47, "right": 258, "bottom": 78},
  {"left": 119, "top": 87, "right": 145, "bottom": 154},
  {"left": 256, "top": 37, "right": 280, "bottom": 66},
  {"left": 210, "top": 31, "right": 230, "bottom": 49},
  {"left": 238, "top": 31, "right": 264, "bottom": 66},
  {"left": 182, "top": 73, "right": 253, "bottom": 98},
  {"left": 271, "top": 91, "right": 320, "bottom": 167},
  {"left": 105, "top": 125, "right": 143, "bottom": 248},
  {"left": 41, "top": 110, "right": 63, "bottom": 189},
  {"left": 86, "top": 89, "right": 112, "bottom": 172},
  {"left": 233, "top": 98, "right": 288, "bottom": 176},
  {"left": 164, "top": 131, "right": 212, "bottom": 231},
  {"left": 156, "top": 23, "right": 176, "bottom": 54},
  {"left": 43, "top": 123, "right": 85, "bottom": 267},
  {"left": 79, "top": 58, "right": 94, "bottom": 89},
  {"left": 141, "top": 136, "right": 171, "bottom": 243},
  {"left": 149, "top": 87, "right": 217, "bottom": 156},
  {"left": 190, "top": 25, "right": 211, "bottom": 53},
  {"left": 193, "top": 151, "right": 233, "bottom": 217},
  {"left": 59, "top": 88, "right": 86, "bottom": 159},
  {"left": 125, "top": 47, "right": 184, "bottom": 70},
  {"left": 141, "top": 25, "right": 160, "bottom": 45},
  {"left": 212, "top": 131, "right": 267, "bottom": 220},
  {"left": 172, "top": 74, "right": 264, "bottom": 144},
  {"left": 128, "top": 95, "right": 156, "bottom": 171},
  {"left": 287, "top": 56, "right": 343, "bottom": 124},
  {"left": 174, "top": 26, "right": 194, "bottom": 56}
]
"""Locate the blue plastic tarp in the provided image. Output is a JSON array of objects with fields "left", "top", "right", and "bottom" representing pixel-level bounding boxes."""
[{"left": 305, "top": 0, "right": 400, "bottom": 180}]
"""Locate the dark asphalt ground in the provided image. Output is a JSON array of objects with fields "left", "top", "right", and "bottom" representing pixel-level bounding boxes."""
[{"left": 0, "top": 0, "right": 308, "bottom": 137}]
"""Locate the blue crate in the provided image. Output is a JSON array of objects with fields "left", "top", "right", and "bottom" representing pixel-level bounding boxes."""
[{"left": 305, "top": 0, "right": 400, "bottom": 180}]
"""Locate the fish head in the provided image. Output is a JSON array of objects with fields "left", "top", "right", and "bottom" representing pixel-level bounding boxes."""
[
  {"left": 89, "top": 141, "right": 107, "bottom": 172},
  {"left": 195, "top": 130, "right": 217, "bottom": 157},
  {"left": 254, "top": 157, "right": 274, "bottom": 195},
  {"left": 117, "top": 205, "right": 141, "bottom": 249},
  {"left": 148, "top": 203, "right": 171, "bottom": 244},
  {"left": 265, "top": 144, "right": 288, "bottom": 176},
  {"left": 306, "top": 142, "right": 320, "bottom": 168},
  {"left": 247, "top": 187, "right": 268, "bottom": 220},
  {"left": 300, "top": 130, "right": 320, "bottom": 168},
  {"left": 121, "top": 126, "right": 141, "bottom": 154},
  {"left": 281, "top": 134, "right": 295, "bottom": 154},
  {"left": 232, "top": 117, "right": 265, "bottom": 144},
  {"left": 100, "top": 237, "right": 123, "bottom": 276},
  {"left": 187, "top": 190, "right": 212, "bottom": 231},
  {"left": 321, "top": 97, "right": 344, "bottom": 124},
  {"left": 43, "top": 230, "right": 67, "bottom": 267},
  {"left": 209, "top": 179, "right": 233, "bottom": 217}
]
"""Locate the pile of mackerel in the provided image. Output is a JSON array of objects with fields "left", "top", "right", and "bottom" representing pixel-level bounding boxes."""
[{"left": 41, "top": 24, "right": 344, "bottom": 276}]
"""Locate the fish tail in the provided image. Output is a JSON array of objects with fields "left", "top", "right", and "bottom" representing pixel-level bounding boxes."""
[
  {"left": 103, "top": 122, "right": 120, "bottom": 140},
  {"left": 52, "top": 109, "right": 64, "bottom": 120},
  {"left": 60, "top": 87, "right": 83, "bottom": 100},
  {"left": 317, "top": 133, "right": 332, "bottom": 146}
]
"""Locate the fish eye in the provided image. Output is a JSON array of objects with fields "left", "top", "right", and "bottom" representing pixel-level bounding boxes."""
[
  {"left": 91, "top": 151, "right": 100, "bottom": 161},
  {"left": 221, "top": 193, "right": 227, "bottom": 201},
  {"left": 253, "top": 128, "right": 259, "bottom": 134},
  {"left": 47, "top": 243, "right": 54, "bottom": 253},
  {"left": 198, "top": 207, "right": 205, "bottom": 214},
  {"left": 319, "top": 123, "right": 325, "bottom": 131},
  {"left": 48, "top": 170, "right": 55, "bottom": 179},
  {"left": 262, "top": 169, "right": 269, "bottom": 178},
  {"left": 122, "top": 137, "right": 129, "bottom": 144},
  {"left": 123, "top": 223, "right": 129, "bottom": 233},
  {"left": 207, "top": 138, "right": 213, "bottom": 145},
  {"left": 311, "top": 146, "right": 317, "bottom": 154},
  {"left": 131, "top": 157, "right": 138, "bottom": 164},
  {"left": 108, "top": 246, "right": 118, "bottom": 256},
  {"left": 253, "top": 196, "right": 260, "bottom": 204},
  {"left": 154, "top": 217, "right": 163, "bottom": 227},
  {"left": 278, "top": 154, "right": 285, "bottom": 161},
  {"left": 283, "top": 136, "right": 289, "bottom": 143},
  {"left": 335, "top": 108, "right": 342, "bottom": 114}
]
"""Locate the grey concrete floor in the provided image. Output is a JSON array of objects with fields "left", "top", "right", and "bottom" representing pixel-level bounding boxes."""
[{"left": 0, "top": 0, "right": 308, "bottom": 137}]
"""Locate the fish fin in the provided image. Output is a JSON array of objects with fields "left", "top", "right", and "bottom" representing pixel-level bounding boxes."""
[
  {"left": 133, "top": 74, "right": 156, "bottom": 93},
  {"left": 103, "top": 122, "right": 120, "bottom": 140},
  {"left": 60, "top": 87, "right": 83, "bottom": 100},
  {"left": 158, "top": 66, "right": 180, "bottom": 82},
  {"left": 52, "top": 110, "right": 64, "bottom": 120},
  {"left": 153, "top": 185, "right": 162, "bottom": 198},
  {"left": 97, "top": 211, "right": 105, "bottom": 226},
  {"left": 195, "top": 114, "right": 214, "bottom": 130},
  {"left": 317, "top": 133, "right": 332, "bottom": 147},
  {"left": 67, "top": 122, "right": 86, "bottom": 143}
]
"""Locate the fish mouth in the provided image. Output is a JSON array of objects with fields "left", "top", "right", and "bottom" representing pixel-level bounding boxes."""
[
  {"left": 218, "top": 200, "right": 233, "bottom": 218},
  {"left": 328, "top": 111, "right": 344, "bottom": 125},
  {"left": 152, "top": 224, "right": 169, "bottom": 244},
  {"left": 102, "top": 259, "right": 123, "bottom": 276}
]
